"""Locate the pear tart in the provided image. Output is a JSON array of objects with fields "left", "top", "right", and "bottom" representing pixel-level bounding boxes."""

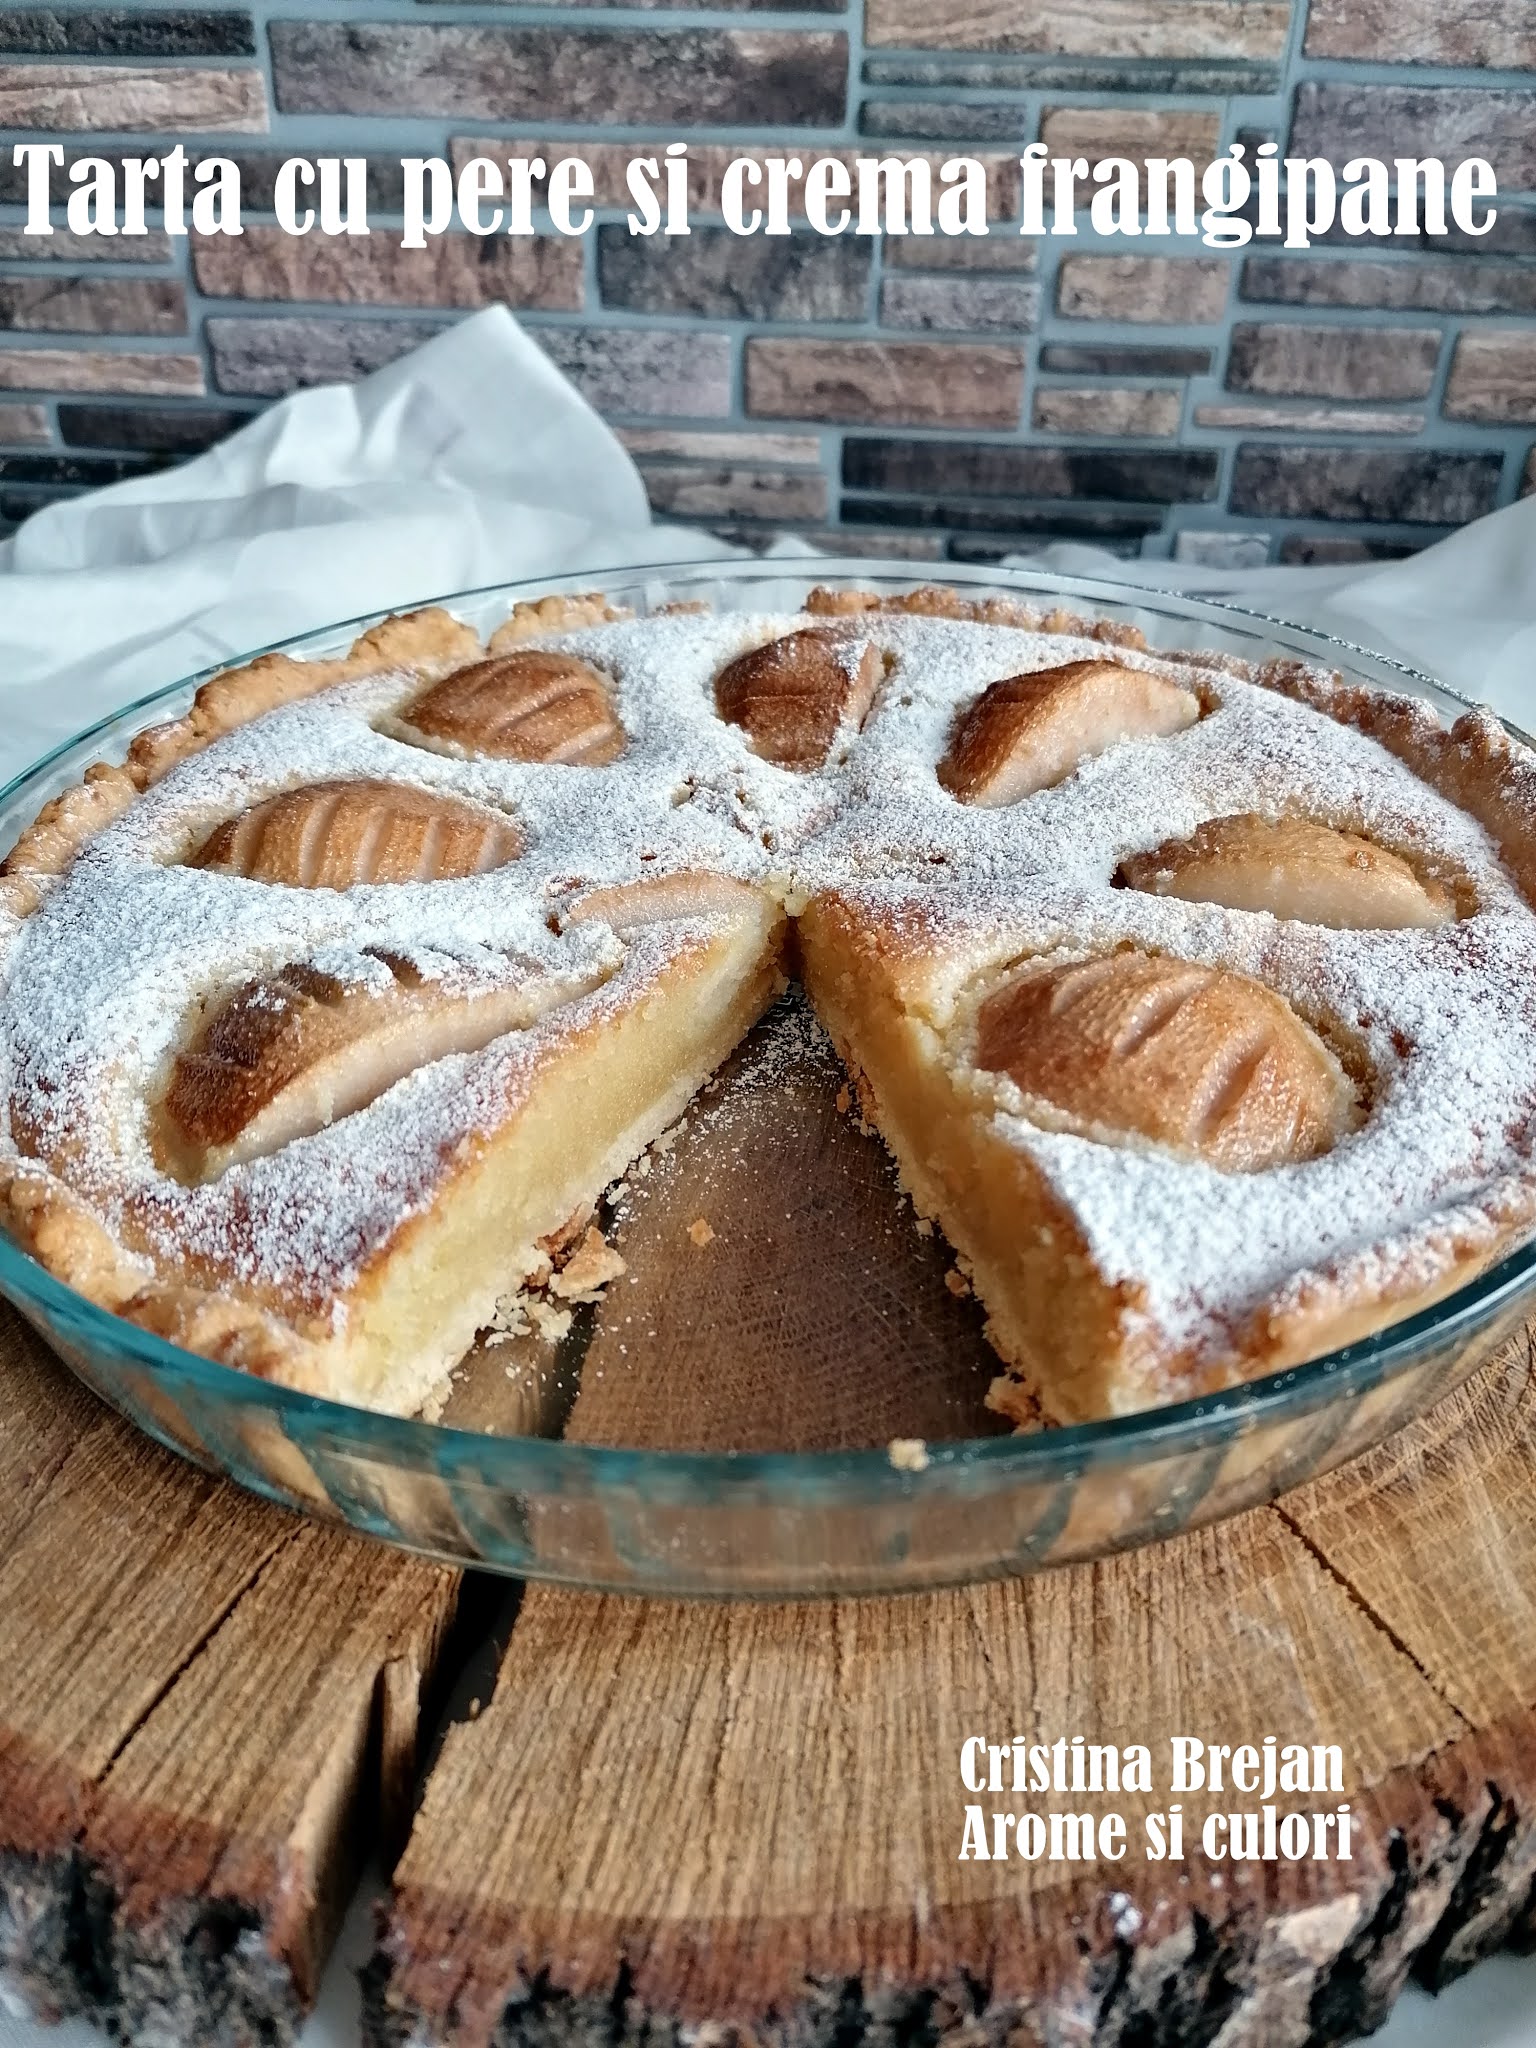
[{"left": 4, "top": 589, "right": 1536, "bottom": 1425}]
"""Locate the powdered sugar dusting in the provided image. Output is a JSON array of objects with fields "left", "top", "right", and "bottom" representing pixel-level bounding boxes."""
[{"left": 4, "top": 600, "right": 1535, "bottom": 1373}]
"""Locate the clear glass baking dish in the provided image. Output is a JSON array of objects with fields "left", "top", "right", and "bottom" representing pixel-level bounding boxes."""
[{"left": 2, "top": 558, "right": 1532, "bottom": 1598}]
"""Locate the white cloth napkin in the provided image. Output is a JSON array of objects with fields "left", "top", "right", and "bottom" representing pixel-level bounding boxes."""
[{"left": 1, "top": 304, "right": 1534, "bottom": 2048}]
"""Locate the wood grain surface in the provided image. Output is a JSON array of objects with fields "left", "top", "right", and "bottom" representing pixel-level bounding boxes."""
[
  {"left": 0, "top": 1313, "right": 460, "bottom": 2044},
  {"left": 368, "top": 1003, "right": 1536, "bottom": 2048}
]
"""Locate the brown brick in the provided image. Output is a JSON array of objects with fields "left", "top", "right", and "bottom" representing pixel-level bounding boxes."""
[
  {"left": 1033, "top": 386, "right": 1182, "bottom": 436},
  {"left": 1057, "top": 254, "right": 1230, "bottom": 324},
  {"left": 1227, "top": 323, "right": 1440, "bottom": 401},
  {"left": 536, "top": 328, "right": 733, "bottom": 417},
  {"left": 1241, "top": 254, "right": 1536, "bottom": 317},
  {"left": 865, "top": 0, "right": 1289, "bottom": 58},
  {"left": 207, "top": 316, "right": 452, "bottom": 396},
  {"left": 0, "top": 348, "right": 204, "bottom": 394},
  {"left": 193, "top": 227, "right": 584, "bottom": 313},
  {"left": 0, "top": 227, "right": 173, "bottom": 262},
  {"left": 0, "top": 61, "right": 266, "bottom": 131},
  {"left": 0, "top": 402, "right": 50, "bottom": 445},
  {"left": 1230, "top": 445, "right": 1499, "bottom": 522},
  {"left": 598, "top": 227, "right": 868, "bottom": 320},
  {"left": 885, "top": 234, "right": 1036, "bottom": 270},
  {"left": 1290, "top": 84, "right": 1536, "bottom": 193},
  {"left": 1305, "top": 0, "right": 1536, "bottom": 69},
  {"left": 1194, "top": 401, "right": 1424, "bottom": 433},
  {"left": 639, "top": 463, "right": 829, "bottom": 521},
  {"left": 879, "top": 273, "right": 1039, "bottom": 331},
  {"left": 272, "top": 23, "right": 845, "bottom": 128},
  {"left": 0, "top": 276, "right": 185, "bottom": 335},
  {"left": 618, "top": 427, "right": 822, "bottom": 463},
  {"left": 449, "top": 140, "right": 1020, "bottom": 220},
  {"left": 1039, "top": 106, "right": 1221, "bottom": 174},
  {"left": 746, "top": 337, "right": 1022, "bottom": 427},
  {"left": 1443, "top": 331, "right": 1536, "bottom": 424}
]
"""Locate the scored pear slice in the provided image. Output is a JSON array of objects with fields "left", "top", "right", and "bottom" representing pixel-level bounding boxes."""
[
  {"left": 161, "top": 952, "right": 596, "bottom": 1178},
  {"left": 400, "top": 650, "right": 625, "bottom": 766},
  {"left": 714, "top": 626, "right": 883, "bottom": 771},
  {"left": 975, "top": 948, "right": 1358, "bottom": 1173},
  {"left": 188, "top": 779, "right": 522, "bottom": 888},
  {"left": 939, "top": 659, "right": 1200, "bottom": 806},
  {"left": 1117, "top": 813, "right": 1455, "bottom": 930}
]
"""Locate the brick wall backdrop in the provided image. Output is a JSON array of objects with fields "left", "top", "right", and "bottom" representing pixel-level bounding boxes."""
[{"left": 1, "top": 0, "right": 1534, "bottom": 567}]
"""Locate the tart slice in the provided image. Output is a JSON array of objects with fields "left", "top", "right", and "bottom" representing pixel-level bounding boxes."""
[{"left": 796, "top": 892, "right": 1478, "bottom": 1423}]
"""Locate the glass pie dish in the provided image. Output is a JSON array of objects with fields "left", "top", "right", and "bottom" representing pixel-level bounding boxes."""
[{"left": 2, "top": 558, "right": 1532, "bottom": 1599}]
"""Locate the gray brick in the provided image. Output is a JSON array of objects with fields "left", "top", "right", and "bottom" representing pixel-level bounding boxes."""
[
  {"left": 1033, "top": 386, "right": 1182, "bottom": 436},
  {"left": 1443, "top": 331, "right": 1536, "bottom": 424},
  {"left": 194, "top": 227, "right": 584, "bottom": 314},
  {"left": 1304, "top": 0, "right": 1536, "bottom": 69},
  {"left": 207, "top": 316, "right": 451, "bottom": 397},
  {"left": 842, "top": 493, "right": 1163, "bottom": 541},
  {"left": 1195, "top": 401, "right": 1424, "bottom": 433},
  {"left": 843, "top": 437, "right": 1219, "bottom": 500},
  {"left": 0, "top": 451, "right": 153, "bottom": 486},
  {"left": 797, "top": 524, "right": 946, "bottom": 558},
  {"left": 536, "top": 327, "right": 734, "bottom": 417},
  {"left": 862, "top": 53, "right": 1279, "bottom": 90},
  {"left": 1227, "top": 323, "right": 1440, "bottom": 401},
  {"left": 885, "top": 234, "right": 1036, "bottom": 271},
  {"left": 1523, "top": 447, "right": 1536, "bottom": 498},
  {"left": 0, "top": 277, "right": 185, "bottom": 335},
  {"left": 1241, "top": 255, "right": 1536, "bottom": 317},
  {"left": 1040, "top": 342, "right": 1213, "bottom": 374},
  {"left": 0, "top": 403, "right": 50, "bottom": 445},
  {"left": 0, "top": 9, "right": 254, "bottom": 56},
  {"left": 0, "top": 227, "right": 173, "bottom": 262},
  {"left": 1173, "top": 529, "right": 1273, "bottom": 567},
  {"left": 747, "top": 337, "right": 1023, "bottom": 427},
  {"left": 639, "top": 463, "right": 829, "bottom": 521},
  {"left": 1290, "top": 84, "right": 1536, "bottom": 194},
  {"left": 271, "top": 22, "right": 845, "bottom": 128},
  {"left": 860, "top": 100, "right": 1029, "bottom": 143},
  {"left": 863, "top": 0, "right": 1290, "bottom": 58},
  {"left": 58, "top": 402, "right": 249, "bottom": 452},
  {"left": 597, "top": 228, "right": 868, "bottom": 321},
  {"left": 1230, "top": 446, "right": 1499, "bottom": 523},
  {"left": 879, "top": 273, "right": 1039, "bottom": 332},
  {"left": 0, "top": 61, "right": 266, "bottom": 131},
  {"left": 1058, "top": 255, "right": 1230, "bottom": 324},
  {"left": 0, "top": 347, "right": 203, "bottom": 395}
]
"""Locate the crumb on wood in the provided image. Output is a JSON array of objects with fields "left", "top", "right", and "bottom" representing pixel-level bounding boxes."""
[
  {"left": 835, "top": 1083, "right": 852, "bottom": 1116},
  {"left": 915, "top": 1217, "right": 934, "bottom": 1238},
  {"left": 888, "top": 1437, "right": 931, "bottom": 1473},
  {"left": 688, "top": 1217, "right": 716, "bottom": 1248},
  {"left": 549, "top": 1225, "right": 628, "bottom": 1303},
  {"left": 468, "top": 1697, "right": 482, "bottom": 1720},
  {"left": 944, "top": 1266, "right": 971, "bottom": 1298}
]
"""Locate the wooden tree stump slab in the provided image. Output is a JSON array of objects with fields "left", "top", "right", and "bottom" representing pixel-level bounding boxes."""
[
  {"left": 0, "top": 1310, "right": 461, "bottom": 2045},
  {"left": 367, "top": 1003, "right": 1536, "bottom": 2048}
]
